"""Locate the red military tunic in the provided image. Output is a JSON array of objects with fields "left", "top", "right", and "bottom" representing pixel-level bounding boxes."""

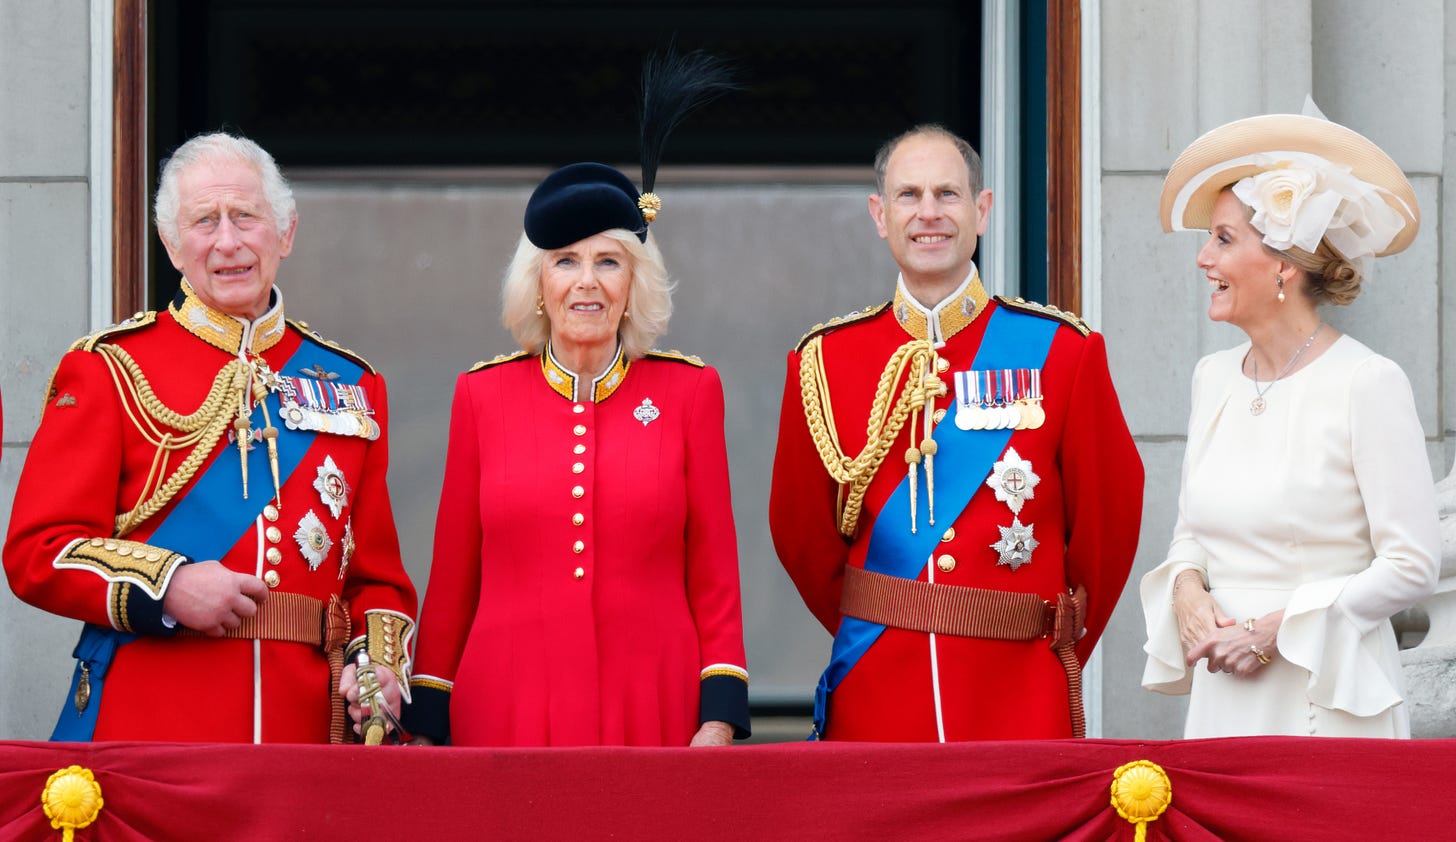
[
  {"left": 4, "top": 282, "right": 417, "bottom": 743},
  {"left": 770, "top": 272, "right": 1142, "bottom": 741},
  {"left": 406, "top": 344, "right": 749, "bottom": 746}
]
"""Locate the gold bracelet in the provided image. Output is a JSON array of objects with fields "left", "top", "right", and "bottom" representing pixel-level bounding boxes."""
[{"left": 1171, "top": 572, "right": 1204, "bottom": 607}]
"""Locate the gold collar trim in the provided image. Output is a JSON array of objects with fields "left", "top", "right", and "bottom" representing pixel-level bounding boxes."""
[
  {"left": 540, "top": 343, "right": 631, "bottom": 403},
  {"left": 892, "top": 270, "right": 990, "bottom": 344},
  {"left": 168, "top": 279, "right": 286, "bottom": 356}
]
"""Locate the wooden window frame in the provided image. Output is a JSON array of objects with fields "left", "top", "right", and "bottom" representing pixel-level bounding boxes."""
[
  {"left": 1046, "top": 0, "right": 1081, "bottom": 313},
  {"left": 113, "top": 0, "right": 147, "bottom": 320}
]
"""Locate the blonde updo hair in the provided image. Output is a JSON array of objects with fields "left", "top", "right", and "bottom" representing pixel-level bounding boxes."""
[
  {"left": 1277, "top": 239, "right": 1363, "bottom": 306},
  {"left": 1234, "top": 189, "right": 1363, "bottom": 306},
  {"left": 500, "top": 228, "right": 673, "bottom": 359}
]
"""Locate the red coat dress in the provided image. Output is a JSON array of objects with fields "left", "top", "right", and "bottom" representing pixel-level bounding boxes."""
[
  {"left": 405, "top": 344, "right": 750, "bottom": 746},
  {"left": 770, "top": 274, "right": 1142, "bottom": 741},
  {"left": 4, "top": 282, "right": 417, "bottom": 743}
]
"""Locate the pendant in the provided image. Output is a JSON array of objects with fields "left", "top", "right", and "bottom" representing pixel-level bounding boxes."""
[{"left": 1249, "top": 396, "right": 1266, "bottom": 416}]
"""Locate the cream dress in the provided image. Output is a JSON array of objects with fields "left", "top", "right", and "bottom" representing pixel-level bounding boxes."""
[{"left": 1141, "top": 335, "right": 1439, "bottom": 737}]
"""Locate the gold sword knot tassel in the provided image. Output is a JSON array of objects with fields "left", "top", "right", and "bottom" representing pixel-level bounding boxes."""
[
  {"left": 233, "top": 414, "right": 252, "bottom": 499},
  {"left": 904, "top": 445, "right": 923, "bottom": 534}
]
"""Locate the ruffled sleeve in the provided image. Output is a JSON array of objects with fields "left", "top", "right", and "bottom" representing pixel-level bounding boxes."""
[{"left": 1277, "top": 354, "right": 1438, "bottom": 716}]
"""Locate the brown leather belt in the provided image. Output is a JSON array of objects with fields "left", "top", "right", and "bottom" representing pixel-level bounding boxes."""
[
  {"left": 840, "top": 565, "right": 1088, "bottom": 737},
  {"left": 179, "top": 592, "right": 353, "bottom": 743}
]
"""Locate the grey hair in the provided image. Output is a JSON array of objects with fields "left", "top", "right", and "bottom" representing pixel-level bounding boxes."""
[
  {"left": 154, "top": 132, "right": 296, "bottom": 247},
  {"left": 873, "top": 123, "right": 984, "bottom": 196},
  {"left": 501, "top": 228, "right": 674, "bottom": 360}
]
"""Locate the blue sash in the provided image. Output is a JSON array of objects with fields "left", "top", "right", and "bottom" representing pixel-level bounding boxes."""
[
  {"left": 51, "top": 339, "right": 364, "bottom": 741},
  {"left": 811, "top": 307, "right": 1058, "bottom": 738}
]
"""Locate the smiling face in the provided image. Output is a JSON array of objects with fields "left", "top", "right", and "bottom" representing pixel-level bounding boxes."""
[
  {"left": 869, "top": 133, "right": 993, "bottom": 298},
  {"left": 161, "top": 157, "right": 295, "bottom": 320},
  {"left": 539, "top": 232, "right": 633, "bottom": 363},
  {"left": 1198, "top": 189, "right": 1287, "bottom": 328}
]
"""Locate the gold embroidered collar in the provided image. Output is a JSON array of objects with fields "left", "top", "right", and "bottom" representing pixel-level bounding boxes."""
[
  {"left": 540, "top": 342, "right": 631, "bottom": 403},
  {"left": 892, "top": 269, "right": 990, "bottom": 344},
  {"left": 168, "top": 279, "right": 286, "bottom": 356}
]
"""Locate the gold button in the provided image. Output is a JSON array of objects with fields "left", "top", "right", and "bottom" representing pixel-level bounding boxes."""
[
  {"left": 146, "top": 552, "right": 162, "bottom": 562},
  {"left": 573, "top": 404, "right": 585, "bottom": 414},
  {"left": 265, "top": 526, "right": 282, "bottom": 544},
  {"left": 573, "top": 513, "right": 584, "bottom": 526},
  {"left": 936, "top": 554, "right": 956, "bottom": 573},
  {"left": 266, "top": 547, "right": 283, "bottom": 565},
  {"left": 90, "top": 538, "right": 105, "bottom": 547},
  {"left": 933, "top": 408, "right": 946, "bottom": 424},
  {"left": 573, "top": 540, "right": 585, "bottom": 554},
  {"left": 115, "top": 546, "right": 132, "bottom": 557},
  {"left": 103, "top": 541, "right": 118, "bottom": 551},
  {"left": 936, "top": 358, "right": 950, "bottom": 373},
  {"left": 941, "top": 527, "right": 956, "bottom": 543},
  {"left": 573, "top": 567, "right": 585, "bottom": 580},
  {"left": 574, "top": 444, "right": 586, "bottom": 455},
  {"left": 573, "top": 424, "right": 587, "bottom": 436},
  {"left": 263, "top": 504, "right": 280, "bottom": 522},
  {"left": 572, "top": 462, "right": 585, "bottom": 474},
  {"left": 572, "top": 486, "right": 584, "bottom": 498},
  {"left": 264, "top": 570, "right": 281, "bottom": 588}
]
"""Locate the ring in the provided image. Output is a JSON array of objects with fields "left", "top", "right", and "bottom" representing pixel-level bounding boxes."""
[
  {"left": 1250, "top": 644, "right": 1271, "bottom": 666},
  {"left": 1243, "top": 618, "right": 1256, "bottom": 633}
]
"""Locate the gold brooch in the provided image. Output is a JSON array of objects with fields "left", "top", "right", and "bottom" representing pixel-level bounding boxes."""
[{"left": 638, "top": 192, "right": 662, "bottom": 223}]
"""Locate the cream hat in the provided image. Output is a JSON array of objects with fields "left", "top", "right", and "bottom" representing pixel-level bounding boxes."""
[{"left": 1159, "top": 113, "right": 1418, "bottom": 260}]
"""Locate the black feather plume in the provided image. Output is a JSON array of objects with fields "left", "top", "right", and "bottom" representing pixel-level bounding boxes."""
[{"left": 638, "top": 48, "right": 742, "bottom": 195}]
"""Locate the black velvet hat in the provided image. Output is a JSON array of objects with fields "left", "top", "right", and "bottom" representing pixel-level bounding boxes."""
[
  {"left": 520, "top": 48, "right": 739, "bottom": 251},
  {"left": 524, "top": 163, "right": 645, "bottom": 249}
]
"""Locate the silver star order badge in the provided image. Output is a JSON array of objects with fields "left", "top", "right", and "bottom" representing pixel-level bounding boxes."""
[
  {"left": 294, "top": 509, "right": 333, "bottom": 570},
  {"left": 633, "top": 397, "right": 660, "bottom": 427},
  {"left": 990, "top": 517, "right": 1038, "bottom": 571},
  {"left": 313, "top": 455, "right": 350, "bottom": 518},
  {"left": 985, "top": 447, "right": 1039, "bottom": 514}
]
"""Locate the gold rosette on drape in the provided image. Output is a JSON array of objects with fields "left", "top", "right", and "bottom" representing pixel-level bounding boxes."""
[
  {"left": 1111, "top": 759, "right": 1171, "bottom": 841},
  {"left": 41, "top": 765, "right": 104, "bottom": 841}
]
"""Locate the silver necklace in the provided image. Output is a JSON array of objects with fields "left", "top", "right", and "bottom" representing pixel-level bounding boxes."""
[{"left": 1249, "top": 322, "right": 1323, "bottom": 415}]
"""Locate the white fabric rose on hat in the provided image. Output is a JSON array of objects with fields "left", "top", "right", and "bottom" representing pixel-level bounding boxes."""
[
  {"left": 1232, "top": 152, "right": 1407, "bottom": 275},
  {"left": 1233, "top": 161, "right": 1338, "bottom": 253}
]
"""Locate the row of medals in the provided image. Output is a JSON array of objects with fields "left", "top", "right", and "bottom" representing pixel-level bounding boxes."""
[{"left": 955, "top": 399, "right": 1045, "bottom": 432}]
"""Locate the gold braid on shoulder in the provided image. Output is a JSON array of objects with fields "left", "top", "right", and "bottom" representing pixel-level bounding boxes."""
[
  {"left": 799, "top": 335, "right": 942, "bottom": 537},
  {"left": 97, "top": 343, "right": 249, "bottom": 536}
]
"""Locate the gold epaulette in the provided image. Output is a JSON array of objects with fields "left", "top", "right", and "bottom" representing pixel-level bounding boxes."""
[
  {"left": 468, "top": 351, "right": 530, "bottom": 373},
  {"left": 69, "top": 311, "right": 158, "bottom": 352},
  {"left": 644, "top": 349, "right": 705, "bottom": 367},
  {"left": 994, "top": 296, "right": 1092, "bottom": 337},
  {"left": 287, "top": 319, "right": 377, "bottom": 375},
  {"left": 794, "top": 301, "right": 892, "bottom": 352}
]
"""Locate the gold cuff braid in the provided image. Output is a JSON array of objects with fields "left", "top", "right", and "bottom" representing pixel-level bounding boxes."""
[
  {"left": 55, "top": 537, "right": 187, "bottom": 601},
  {"left": 798, "top": 335, "right": 939, "bottom": 537},
  {"left": 347, "top": 610, "right": 416, "bottom": 702}
]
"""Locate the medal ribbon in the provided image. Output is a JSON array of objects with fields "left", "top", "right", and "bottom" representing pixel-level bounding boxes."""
[
  {"left": 50, "top": 339, "right": 366, "bottom": 742},
  {"left": 812, "top": 306, "right": 1059, "bottom": 737}
]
